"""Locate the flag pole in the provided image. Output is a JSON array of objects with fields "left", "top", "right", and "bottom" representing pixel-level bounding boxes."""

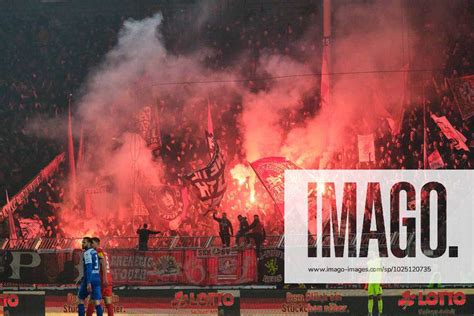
[
  {"left": 155, "top": 98, "right": 162, "bottom": 149},
  {"left": 68, "top": 94, "right": 77, "bottom": 203},
  {"left": 6, "top": 189, "right": 16, "bottom": 240},
  {"left": 206, "top": 98, "right": 215, "bottom": 159},
  {"left": 77, "top": 124, "right": 84, "bottom": 170}
]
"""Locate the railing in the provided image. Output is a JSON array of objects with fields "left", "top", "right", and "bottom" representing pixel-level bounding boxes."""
[
  {"left": 0, "top": 233, "right": 412, "bottom": 251},
  {"left": 3, "top": 238, "right": 42, "bottom": 250}
]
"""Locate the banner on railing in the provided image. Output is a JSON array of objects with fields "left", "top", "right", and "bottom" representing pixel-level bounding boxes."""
[
  {"left": 0, "top": 248, "right": 257, "bottom": 286},
  {"left": 258, "top": 249, "right": 284, "bottom": 284},
  {"left": 0, "top": 250, "right": 75, "bottom": 284}
]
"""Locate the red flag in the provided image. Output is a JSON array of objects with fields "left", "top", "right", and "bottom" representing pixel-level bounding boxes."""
[
  {"left": 250, "top": 157, "right": 320, "bottom": 235},
  {"left": 428, "top": 150, "right": 444, "bottom": 169},
  {"left": 18, "top": 218, "right": 45, "bottom": 238},
  {"left": 68, "top": 106, "right": 77, "bottom": 202},
  {"left": 250, "top": 157, "right": 299, "bottom": 215},
  {"left": 431, "top": 114, "right": 469, "bottom": 151}
]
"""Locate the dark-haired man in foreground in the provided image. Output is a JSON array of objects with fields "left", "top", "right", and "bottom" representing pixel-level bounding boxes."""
[
  {"left": 86, "top": 237, "right": 114, "bottom": 316},
  {"left": 77, "top": 237, "right": 103, "bottom": 316}
]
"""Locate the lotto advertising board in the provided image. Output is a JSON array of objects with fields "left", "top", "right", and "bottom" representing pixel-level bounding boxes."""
[
  {"left": 1, "top": 288, "right": 473, "bottom": 315},
  {"left": 44, "top": 289, "right": 239, "bottom": 316}
]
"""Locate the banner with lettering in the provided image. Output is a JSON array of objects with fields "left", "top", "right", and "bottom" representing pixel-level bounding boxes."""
[
  {"left": 448, "top": 75, "right": 474, "bottom": 120},
  {"left": 250, "top": 157, "right": 300, "bottom": 214},
  {"left": 1, "top": 153, "right": 65, "bottom": 218},
  {"left": 183, "top": 133, "right": 226, "bottom": 212},
  {"left": 431, "top": 114, "right": 469, "bottom": 151},
  {"left": 258, "top": 249, "right": 284, "bottom": 284},
  {"left": 7, "top": 287, "right": 474, "bottom": 315},
  {"left": 0, "top": 248, "right": 256, "bottom": 286}
]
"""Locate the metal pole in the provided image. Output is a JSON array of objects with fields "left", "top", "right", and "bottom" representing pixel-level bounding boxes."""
[
  {"left": 321, "top": 0, "right": 331, "bottom": 110},
  {"left": 423, "top": 83, "right": 427, "bottom": 170}
]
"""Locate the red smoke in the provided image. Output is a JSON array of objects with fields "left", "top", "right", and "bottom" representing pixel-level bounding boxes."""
[{"left": 56, "top": 0, "right": 442, "bottom": 237}]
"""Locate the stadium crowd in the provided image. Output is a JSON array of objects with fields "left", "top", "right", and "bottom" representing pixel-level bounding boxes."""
[{"left": 0, "top": 0, "right": 472, "bottom": 243}]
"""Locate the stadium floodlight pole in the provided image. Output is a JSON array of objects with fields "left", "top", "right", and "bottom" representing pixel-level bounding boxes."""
[
  {"left": 423, "top": 82, "right": 427, "bottom": 170},
  {"left": 320, "top": 0, "right": 331, "bottom": 109}
]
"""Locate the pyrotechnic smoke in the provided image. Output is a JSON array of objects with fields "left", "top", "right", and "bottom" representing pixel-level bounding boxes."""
[
  {"left": 239, "top": 0, "right": 421, "bottom": 168},
  {"left": 240, "top": 55, "right": 317, "bottom": 162},
  {"left": 59, "top": 12, "right": 243, "bottom": 236},
  {"left": 44, "top": 0, "right": 454, "bottom": 236}
]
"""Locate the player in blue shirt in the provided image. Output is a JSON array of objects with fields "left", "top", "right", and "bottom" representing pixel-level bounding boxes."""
[{"left": 77, "top": 237, "right": 103, "bottom": 316}]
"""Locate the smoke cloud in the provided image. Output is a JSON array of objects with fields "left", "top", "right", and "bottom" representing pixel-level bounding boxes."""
[{"left": 49, "top": 0, "right": 453, "bottom": 236}]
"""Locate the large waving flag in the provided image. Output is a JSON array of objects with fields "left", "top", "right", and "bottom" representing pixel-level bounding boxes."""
[
  {"left": 250, "top": 157, "right": 321, "bottom": 235},
  {"left": 183, "top": 133, "right": 226, "bottom": 213},
  {"left": 250, "top": 157, "right": 299, "bottom": 214},
  {"left": 138, "top": 184, "right": 187, "bottom": 221}
]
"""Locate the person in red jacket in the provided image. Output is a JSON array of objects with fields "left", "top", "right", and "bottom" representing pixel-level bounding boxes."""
[{"left": 87, "top": 237, "right": 114, "bottom": 316}]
